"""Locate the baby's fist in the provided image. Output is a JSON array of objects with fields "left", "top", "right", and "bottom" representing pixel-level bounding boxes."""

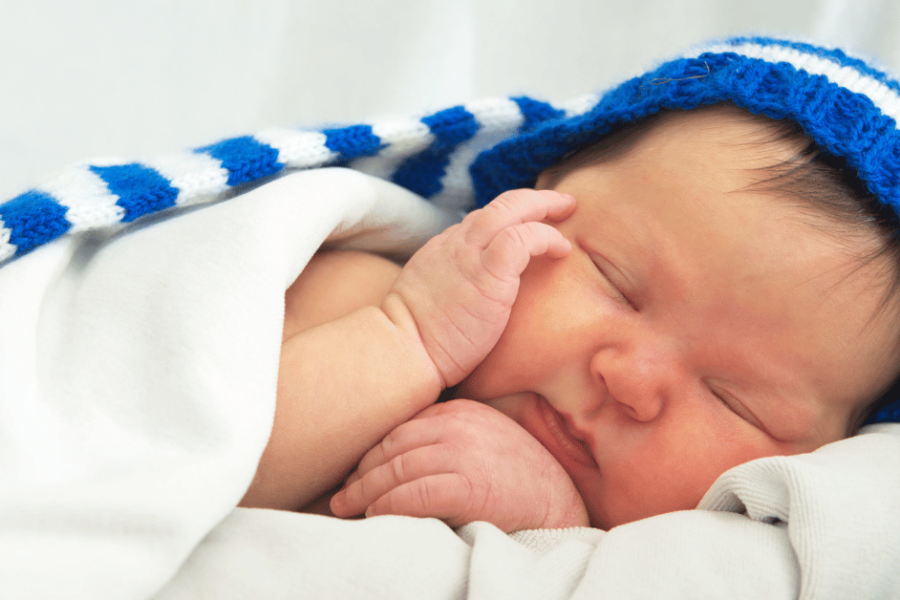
[
  {"left": 331, "top": 399, "right": 589, "bottom": 532},
  {"left": 382, "top": 190, "right": 575, "bottom": 388}
]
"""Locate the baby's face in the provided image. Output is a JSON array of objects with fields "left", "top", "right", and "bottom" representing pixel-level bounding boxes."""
[{"left": 456, "top": 107, "right": 900, "bottom": 530}]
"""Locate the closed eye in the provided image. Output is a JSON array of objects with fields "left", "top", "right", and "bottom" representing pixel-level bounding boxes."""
[
  {"left": 710, "top": 387, "right": 737, "bottom": 413},
  {"left": 708, "top": 384, "right": 765, "bottom": 430},
  {"left": 592, "top": 257, "right": 636, "bottom": 310}
]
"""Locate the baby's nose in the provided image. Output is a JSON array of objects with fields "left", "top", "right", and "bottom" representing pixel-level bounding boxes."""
[
  {"left": 589, "top": 349, "right": 666, "bottom": 423},
  {"left": 616, "top": 387, "right": 663, "bottom": 422}
]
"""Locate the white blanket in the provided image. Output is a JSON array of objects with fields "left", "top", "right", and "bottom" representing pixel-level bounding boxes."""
[{"left": 2, "top": 168, "right": 899, "bottom": 599}]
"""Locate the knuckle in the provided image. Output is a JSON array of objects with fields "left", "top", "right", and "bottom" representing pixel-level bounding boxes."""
[
  {"left": 354, "top": 474, "right": 372, "bottom": 505},
  {"left": 501, "top": 223, "right": 530, "bottom": 250},
  {"left": 447, "top": 475, "right": 475, "bottom": 524},
  {"left": 464, "top": 475, "right": 482, "bottom": 508},
  {"left": 490, "top": 190, "right": 526, "bottom": 213},
  {"left": 380, "top": 431, "right": 395, "bottom": 457},
  {"left": 415, "top": 479, "right": 433, "bottom": 511},
  {"left": 460, "top": 207, "right": 486, "bottom": 230},
  {"left": 390, "top": 454, "right": 406, "bottom": 483}
]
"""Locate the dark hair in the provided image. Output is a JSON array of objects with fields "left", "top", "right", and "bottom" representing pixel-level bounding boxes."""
[
  {"left": 538, "top": 104, "right": 900, "bottom": 432},
  {"left": 750, "top": 117, "right": 900, "bottom": 431}
]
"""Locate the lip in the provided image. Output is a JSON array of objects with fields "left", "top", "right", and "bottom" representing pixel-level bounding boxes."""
[{"left": 535, "top": 395, "right": 599, "bottom": 469}]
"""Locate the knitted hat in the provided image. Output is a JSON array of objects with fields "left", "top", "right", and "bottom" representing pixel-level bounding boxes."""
[
  {"left": 1, "top": 35, "right": 899, "bottom": 423},
  {"left": 471, "top": 36, "right": 900, "bottom": 213}
]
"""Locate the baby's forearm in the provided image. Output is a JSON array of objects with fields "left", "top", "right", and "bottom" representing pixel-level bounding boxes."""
[
  {"left": 243, "top": 189, "right": 575, "bottom": 514},
  {"left": 239, "top": 305, "right": 443, "bottom": 511}
]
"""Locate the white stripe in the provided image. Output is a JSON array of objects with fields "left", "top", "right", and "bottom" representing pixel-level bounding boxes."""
[
  {"left": 143, "top": 151, "right": 230, "bottom": 207},
  {"left": 253, "top": 130, "right": 337, "bottom": 169},
  {"left": 465, "top": 97, "right": 525, "bottom": 129},
  {"left": 370, "top": 116, "right": 434, "bottom": 157},
  {"left": 433, "top": 98, "right": 524, "bottom": 211},
  {"left": 37, "top": 161, "right": 126, "bottom": 232},
  {"left": 0, "top": 218, "right": 15, "bottom": 262},
  {"left": 688, "top": 42, "right": 900, "bottom": 125},
  {"left": 562, "top": 92, "right": 602, "bottom": 118}
]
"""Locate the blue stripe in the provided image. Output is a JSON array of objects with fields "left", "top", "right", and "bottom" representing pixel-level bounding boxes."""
[
  {"left": 389, "top": 151, "right": 450, "bottom": 198},
  {"left": 0, "top": 190, "right": 70, "bottom": 256},
  {"left": 90, "top": 164, "right": 178, "bottom": 223},
  {"left": 421, "top": 106, "right": 480, "bottom": 144},
  {"left": 195, "top": 136, "right": 284, "bottom": 186},
  {"left": 322, "top": 125, "right": 382, "bottom": 160},
  {"left": 511, "top": 96, "right": 565, "bottom": 132},
  {"left": 391, "top": 106, "right": 480, "bottom": 198}
]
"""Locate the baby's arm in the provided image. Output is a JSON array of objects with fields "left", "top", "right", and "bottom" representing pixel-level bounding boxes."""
[
  {"left": 240, "top": 190, "right": 575, "bottom": 512},
  {"left": 240, "top": 279, "right": 440, "bottom": 511},
  {"left": 330, "top": 399, "right": 590, "bottom": 532}
]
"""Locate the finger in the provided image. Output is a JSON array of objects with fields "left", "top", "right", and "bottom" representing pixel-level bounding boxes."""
[
  {"left": 332, "top": 444, "right": 458, "bottom": 517},
  {"left": 330, "top": 471, "right": 359, "bottom": 516},
  {"left": 353, "top": 415, "right": 448, "bottom": 478},
  {"left": 463, "top": 189, "right": 575, "bottom": 249},
  {"left": 480, "top": 221, "right": 572, "bottom": 281},
  {"left": 364, "top": 473, "right": 472, "bottom": 526},
  {"left": 342, "top": 469, "right": 361, "bottom": 489}
]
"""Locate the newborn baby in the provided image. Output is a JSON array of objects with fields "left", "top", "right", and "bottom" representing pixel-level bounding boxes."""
[{"left": 241, "top": 105, "right": 900, "bottom": 531}]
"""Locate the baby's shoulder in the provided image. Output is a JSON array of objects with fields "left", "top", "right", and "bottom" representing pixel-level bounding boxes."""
[{"left": 282, "top": 249, "right": 402, "bottom": 339}]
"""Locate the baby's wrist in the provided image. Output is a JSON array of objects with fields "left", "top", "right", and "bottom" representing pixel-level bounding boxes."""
[
  {"left": 537, "top": 508, "right": 591, "bottom": 530},
  {"left": 534, "top": 492, "right": 591, "bottom": 530},
  {"left": 378, "top": 293, "right": 447, "bottom": 392}
]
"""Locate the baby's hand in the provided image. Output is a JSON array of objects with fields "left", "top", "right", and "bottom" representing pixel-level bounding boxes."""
[
  {"left": 330, "top": 399, "right": 589, "bottom": 532},
  {"left": 382, "top": 189, "right": 574, "bottom": 388}
]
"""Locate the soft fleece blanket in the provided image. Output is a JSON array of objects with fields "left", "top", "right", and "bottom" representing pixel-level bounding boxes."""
[{"left": 2, "top": 165, "right": 899, "bottom": 600}]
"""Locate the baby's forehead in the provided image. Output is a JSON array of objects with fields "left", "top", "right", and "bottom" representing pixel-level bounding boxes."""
[
  {"left": 609, "top": 106, "right": 890, "bottom": 247},
  {"left": 634, "top": 106, "right": 805, "bottom": 168},
  {"left": 542, "top": 105, "right": 809, "bottom": 197}
]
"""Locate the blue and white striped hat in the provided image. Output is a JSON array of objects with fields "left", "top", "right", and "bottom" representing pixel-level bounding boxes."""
[
  {"left": 2, "top": 35, "right": 900, "bottom": 422},
  {"left": 471, "top": 36, "right": 900, "bottom": 211}
]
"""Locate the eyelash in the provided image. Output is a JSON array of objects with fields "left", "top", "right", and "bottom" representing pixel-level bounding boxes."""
[
  {"left": 594, "top": 261, "right": 635, "bottom": 309},
  {"left": 710, "top": 386, "right": 754, "bottom": 425},
  {"left": 710, "top": 388, "right": 734, "bottom": 411}
]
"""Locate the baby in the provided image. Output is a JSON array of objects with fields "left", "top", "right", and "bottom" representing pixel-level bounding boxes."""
[{"left": 240, "top": 41, "right": 900, "bottom": 532}]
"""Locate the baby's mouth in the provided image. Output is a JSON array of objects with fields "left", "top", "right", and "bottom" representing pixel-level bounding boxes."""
[{"left": 536, "top": 395, "right": 598, "bottom": 469}]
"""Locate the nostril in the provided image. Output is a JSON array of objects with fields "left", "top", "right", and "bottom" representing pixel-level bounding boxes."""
[
  {"left": 584, "top": 372, "right": 608, "bottom": 420},
  {"left": 621, "top": 402, "right": 644, "bottom": 422},
  {"left": 622, "top": 392, "right": 663, "bottom": 423}
]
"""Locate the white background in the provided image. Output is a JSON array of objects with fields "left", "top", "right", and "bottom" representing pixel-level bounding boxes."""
[{"left": 2, "top": 0, "right": 899, "bottom": 201}]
